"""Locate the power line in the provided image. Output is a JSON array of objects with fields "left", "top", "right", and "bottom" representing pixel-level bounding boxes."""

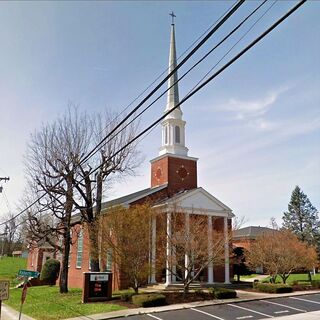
[
  {"left": 86, "top": 0, "right": 306, "bottom": 183},
  {"left": 0, "top": 1, "right": 245, "bottom": 227},
  {"left": 0, "top": 0, "right": 306, "bottom": 228},
  {"left": 78, "top": 0, "right": 246, "bottom": 166},
  {"left": 98, "top": 0, "right": 270, "bottom": 155}
]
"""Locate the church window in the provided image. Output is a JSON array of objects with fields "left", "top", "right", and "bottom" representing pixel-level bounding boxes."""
[
  {"left": 175, "top": 126, "right": 180, "bottom": 143},
  {"left": 76, "top": 229, "right": 83, "bottom": 268},
  {"left": 106, "top": 249, "right": 113, "bottom": 271},
  {"left": 164, "top": 126, "right": 169, "bottom": 145}
]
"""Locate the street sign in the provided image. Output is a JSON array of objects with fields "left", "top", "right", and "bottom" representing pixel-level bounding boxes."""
[
  {"left": 0, "top": 280, "right": 9, "bottom": 300},
  {"left": 18, "top": 270, "right": 40, "bottom": 278}
]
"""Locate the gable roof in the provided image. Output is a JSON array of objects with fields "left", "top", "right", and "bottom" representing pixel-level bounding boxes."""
[
  {"left": 101, "top": 184, "right": 167, "bottom": 209},
  {"left": 70, "top": 184, "right": 168, "bottom": 224},
  {"left": 233, "top": 226, "right": 275, "bottom": 240},
  {"left": 154, "top": 187, "right": 233, "bottom": 217}
]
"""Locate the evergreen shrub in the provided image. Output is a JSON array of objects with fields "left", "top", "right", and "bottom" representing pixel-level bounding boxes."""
[
  {"left": 209, "top": 287, "right": 237, "bottom": 299},
  {"left": 254, "top": 283, "right": 293, "bottom": 293},
  {"left": 132, "top": 294, "right": 166, "bottom": 307},
  {"left": 120, "top": 292, "right": 136, "bottom": 302},
  {"left": 311, "top": 280, "right": 320, "bottom": 288},
  {"left": 40, "top": 259, "right": 60, "bottom": 285}
]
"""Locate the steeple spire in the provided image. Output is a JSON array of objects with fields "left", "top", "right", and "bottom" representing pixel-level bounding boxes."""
[
  {"left": 166, "top": 21, "right": 180, "bottom": 113},
  {"left": 159, "top": 16, "right": 188, "bottom": 157}
]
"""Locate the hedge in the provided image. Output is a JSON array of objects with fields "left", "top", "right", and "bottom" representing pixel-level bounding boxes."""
[
  {"left": 311, "top": 280, "right": 320, "bottom": 288},
  {"left": 254, "top": 283, "right": 293, "bottom": 293},
  {"left": 132, "top": 294, "right": 167, "bottom": 307},
  {"left": 40, "top": 259, "right": 60, "bottom": 285},
  {"left": 209, "top": 287, "right": 237, "bottom": 299},
  {"left": 120, "top": 292, "right": 136, "bottom": 302}
]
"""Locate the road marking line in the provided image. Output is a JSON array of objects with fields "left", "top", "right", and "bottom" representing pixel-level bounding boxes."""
[
  {"left": 190, "top": 308, "right": 225, "bottom": 320},
  {"left": 274, "top": 310, "right": 289, "bottom": 314},
  {"left": 290, "top": 297, "right": 320, "bottom": 305},
  {"left": 227, "top": 304, "right": 274, "bottom": 318},
  {"left": 236, "top": 316, "right": 253, "bottom": 319},
  {"left": 261, "top": 299, "right": 307, "bottom": 312},
  {"left": 147, "top": 314, "right": 163, "bottom": 320}
]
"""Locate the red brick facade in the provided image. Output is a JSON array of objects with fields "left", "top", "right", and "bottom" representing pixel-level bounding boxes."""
[{"left": 151, "top": 154, "right": 197, "bottom": 194}]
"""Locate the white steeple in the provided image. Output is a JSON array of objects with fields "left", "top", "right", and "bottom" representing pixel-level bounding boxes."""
[{"left": 159, "top": 16, "right": 189, "bottom": 157}]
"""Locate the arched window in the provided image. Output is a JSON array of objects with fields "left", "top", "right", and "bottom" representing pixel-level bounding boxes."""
[
  {"left": 175, "top": 126, "right": 180, "bottom": 143},
  {"left": 164, "top": 126, "right": 169, "bottom": 144}
]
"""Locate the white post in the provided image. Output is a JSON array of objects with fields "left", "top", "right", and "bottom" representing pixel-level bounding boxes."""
[
  {"left": 165, "top": 212, "right": 172, "bottom": 285},
  {"left": 184, "top": 212, "right": 190, "bottom": 281},
  {"left": 224, "top": 216, "right": 230, "bottom": 284},
  {"left": 150, "top": 215, "right": 157, "bottom": 283},
  {"left": 207, "top": 215, "right": 214, "bottom": 284},
  {"left": 172, "top": 246, "right": 176, "bottom": 283}
]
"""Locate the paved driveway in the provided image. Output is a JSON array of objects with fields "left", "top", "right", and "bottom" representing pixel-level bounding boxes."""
[{"left": 112, "top": 293, "right": 320, "bottom": 320}]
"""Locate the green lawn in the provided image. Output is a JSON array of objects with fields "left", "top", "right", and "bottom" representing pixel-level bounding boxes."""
[
  {"left": 6, "top": 286, "right": 126, "bottom": 320},
  {"left": 262, "top": 273, "right": 320, "bottom": 284},
  {"left": 0, "top": 257, "right": 27, "bottom": 287}
]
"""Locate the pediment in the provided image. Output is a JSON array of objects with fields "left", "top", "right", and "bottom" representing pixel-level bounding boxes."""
[{"left": 155, "top": 188, "right": 233, "bottom": 217}]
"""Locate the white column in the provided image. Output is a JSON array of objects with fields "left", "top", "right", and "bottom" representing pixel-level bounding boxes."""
[
  {"left": 184, "top": 212, "right": 190, "bottom": 281},
  {"left": 207, "top": 215, "right": 214, "bottom": 284},
  {"left": 165, "top": 212, "right": 172, "bottom": 285},
  {"left": 172, "top": 246, "right": 176, "bottom": 282},
  {"left": 150, "top": 215, "right": 157, "bottom": 283},
  {"left": 224, "top": 216, "right": 230, "bottom": 284}
]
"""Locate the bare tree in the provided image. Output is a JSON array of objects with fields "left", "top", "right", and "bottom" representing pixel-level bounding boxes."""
[
  {"left": 24, "top": 106, "right": 92, "bottom": 293},
  {"left": 0, "top": 212, "right": 23, "bottom": 256},
  {"left": 24, "top": 105, "right": 141, "bottom": 292},
  {"left": 159, "top": 212, "right": 226, "bottom": 294},
  {"left": 72, "top": 111, "right": 141, "bottom": 271}
]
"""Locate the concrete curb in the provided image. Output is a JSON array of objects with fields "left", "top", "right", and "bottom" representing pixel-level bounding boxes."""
[{"left": 64, "top": 289, "right": 320, "bottom": 320}]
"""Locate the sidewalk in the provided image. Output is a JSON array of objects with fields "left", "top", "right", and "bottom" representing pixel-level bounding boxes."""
[
  {"left": 1, "top": 303, "right": 35, "bottom": 320},
  {"left": 64, "top": 289, "right": 320, "bottom": 320}
]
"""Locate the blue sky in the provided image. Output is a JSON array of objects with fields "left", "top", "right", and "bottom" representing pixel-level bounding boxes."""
[{"left": 0, "top": 1, "right": 319, "bottom": 227}]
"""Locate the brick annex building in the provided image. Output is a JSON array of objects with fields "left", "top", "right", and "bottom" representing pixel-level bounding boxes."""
[{"left": 27, "top": 21, "right": 234, "bottom": 290}]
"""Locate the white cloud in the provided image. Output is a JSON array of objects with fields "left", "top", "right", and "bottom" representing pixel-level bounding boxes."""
[{"left": 219, "top": 86, "right": 290, "bottom": 121}]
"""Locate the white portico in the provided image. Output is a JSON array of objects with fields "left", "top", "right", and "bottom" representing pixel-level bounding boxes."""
[{"left": 149, "top": 188, "right": 234, "bottom": 285}]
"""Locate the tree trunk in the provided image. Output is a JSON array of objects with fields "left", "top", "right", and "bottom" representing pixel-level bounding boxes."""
[
  {"left": 59, "top": 230, "right": 71, "bottom": 293},
  {"left": 88, "top": 222, "right": 100, "bottom": 272},
  {"left": 59, "top": 173, "right": 73, "bottom": 293}
]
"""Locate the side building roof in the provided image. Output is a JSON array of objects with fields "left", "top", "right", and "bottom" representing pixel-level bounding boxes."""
[{"left": 233, "top": 226, "right": 275, "bottom": 240}]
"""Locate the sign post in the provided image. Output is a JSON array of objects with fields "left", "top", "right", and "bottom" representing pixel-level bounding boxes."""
[
  {"left": 0, "top": 280, "right": 9, "bottom": 320},
  {"left": 17, "top": 270, "right": 40, "bottom": 320}
]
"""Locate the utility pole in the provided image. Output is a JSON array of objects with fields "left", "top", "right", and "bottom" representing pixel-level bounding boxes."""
[{"left": 0, "top": 177, "right": 9, "bottom": 193}]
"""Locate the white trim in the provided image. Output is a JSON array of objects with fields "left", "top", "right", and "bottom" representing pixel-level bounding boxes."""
[
  {"left": 153, "top": 187, "right": 233, "bottom": 216},
  {"left": 150, "top": 153, "right": 198, "bottom": 163}
]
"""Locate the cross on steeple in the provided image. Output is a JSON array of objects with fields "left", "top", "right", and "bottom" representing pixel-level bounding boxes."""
[{"left": 169, "top": 11, "right": 176, "bottom": 25}]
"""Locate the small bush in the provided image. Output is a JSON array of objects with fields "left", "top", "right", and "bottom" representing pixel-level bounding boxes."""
[
  {"left": 311, "top": 280, "right": 320, "bottom": 288},
  {"left": 209, "top": 287, "right": 237, "bottom": 299},
  {"left": 254, "top": 283, "right": 293, "bottom": 293},
  {"left": 253, "top": 280, "right": 259, "bottom": 288},
  {"left": 40, "top": 259, "right": 60, "bottom": 285},
  {"left": 132, "top": 294, "right": 166, "bottom": 307},
  {"left": 120, "top": 292, "right": 135, "bottom": 302}
]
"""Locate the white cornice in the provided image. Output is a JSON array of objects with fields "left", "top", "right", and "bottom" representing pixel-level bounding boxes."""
[{"left": 150, "top": 153, "right": 198, "bottom": 164}]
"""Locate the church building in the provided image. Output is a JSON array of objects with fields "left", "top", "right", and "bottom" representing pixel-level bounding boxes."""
[{"left": 27, "top": 20, "right": 234, "bottom": 290}]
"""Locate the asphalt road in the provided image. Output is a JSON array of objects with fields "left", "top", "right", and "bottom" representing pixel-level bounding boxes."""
[{"left": 113, "top": 293, "right": 320, "bottom": 320}]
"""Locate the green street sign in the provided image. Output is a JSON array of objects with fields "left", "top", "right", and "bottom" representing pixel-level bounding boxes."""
[{"left": 18, "top": 270, "right": 40, "bottom": 278}]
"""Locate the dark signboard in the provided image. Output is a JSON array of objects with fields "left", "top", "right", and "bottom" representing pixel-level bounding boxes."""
[{"left": 82, "top": 272, "right": 112, "bottom": 303}]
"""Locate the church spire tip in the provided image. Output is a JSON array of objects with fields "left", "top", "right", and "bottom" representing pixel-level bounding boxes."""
[{"left": 169, "top": 11, "right": 176, "bottom": 25}]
